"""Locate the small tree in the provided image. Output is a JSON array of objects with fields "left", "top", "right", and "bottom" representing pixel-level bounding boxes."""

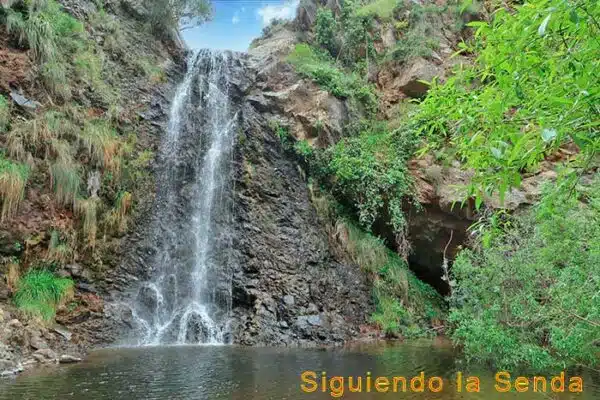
[{"left": 145, "top": 0, "right": 213, "bottom": 35}]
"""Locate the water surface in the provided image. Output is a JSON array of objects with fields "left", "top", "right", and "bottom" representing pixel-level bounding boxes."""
[{"left": 1, "top": 342, "right": 598, "bottom": 399}]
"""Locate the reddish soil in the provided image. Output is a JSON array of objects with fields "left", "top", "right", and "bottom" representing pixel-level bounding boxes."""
[{"left": 0, "top": 26, "right": 32, "bottom": 94}]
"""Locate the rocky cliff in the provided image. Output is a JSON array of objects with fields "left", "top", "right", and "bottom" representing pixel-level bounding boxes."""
[{"left": 0, "top": 0, "right": 186, "bottom": 374}]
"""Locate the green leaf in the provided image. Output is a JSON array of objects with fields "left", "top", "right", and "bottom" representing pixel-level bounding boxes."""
[
  {"left": 538, "top": 14, "right": 552, "bottom": 36},
  {"left": 466, "top": 21, "right": 488, "bottom": 28},
  {"left": 569, "top": 10, "right": 579, "bottom": 24}
]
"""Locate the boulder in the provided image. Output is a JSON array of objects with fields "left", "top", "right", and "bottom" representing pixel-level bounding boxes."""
[{"left": 59, "top": 354, "right": 82, "bottom": 364}]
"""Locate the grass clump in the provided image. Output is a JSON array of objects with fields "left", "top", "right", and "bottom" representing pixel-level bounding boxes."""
[
  {"left": 80, "top": 119, "right": 121, "bottom": 174},
  {"left": 0, "top": 154, "right": 29, "bottom": 221},
  {"left": 47, "top": 229, "right": 73, "bottom": 264},
  {"left": 13, "top": 269, "right": 74, "bottom": 321},
  {"left": 104, "top": 190, "right": 132, "bottom": 234},
  {"left": 450, "top": 177, "right": 600, "bottom": 370},
  {"left": 0, "top": 95, "right": 9, "bottom": 133},
  {"left": 75, "top": 196, "right": 100, "bottom": 247},
  {"left": 340, "top": 219, "right": 443, "bottom": 336},
  {"left": 49, "top": 160, "right": 81, "bottom": 207},
  {"left": 2, "top": 0, "right": 85, "bottom": 99},
  {"left": 287, "top": 43, "right": 378, "bottom": 114},
  {"left": 356, "top": 0, "right": 399, "bottom": 20}
]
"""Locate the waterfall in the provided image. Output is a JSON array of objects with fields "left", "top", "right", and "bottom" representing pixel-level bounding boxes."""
[{"left": 129, "top": 50, "right": 238, "bottom": 345}]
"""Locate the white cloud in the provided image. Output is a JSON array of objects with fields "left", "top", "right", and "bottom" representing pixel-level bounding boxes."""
[
  {"left": 232, "top": 15, "right": 240, "bottom": 24},
  {"left": 257, "top": 0, "right": 299, "bottom": 26}
]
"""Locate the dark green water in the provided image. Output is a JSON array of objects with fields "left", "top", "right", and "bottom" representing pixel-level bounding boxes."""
[{"left": 0, "top": 341, "right": 598, "bottom": 399}]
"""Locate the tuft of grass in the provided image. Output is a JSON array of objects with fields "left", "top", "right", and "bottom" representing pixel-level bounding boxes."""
[
  {"left": 75, "top": 197, "right": 99, "bottom": 246},
  {"left": 135, "top": 58, "right": 167, "bottom": 84},
  {"left": 105, "top": 190, "right": 132, "bottom": 233},
  {"left": 49, "top": 160, "right": 81, "bottom": 207},
  {"left": 356, "top": 0, "right": 399, "bottom": 20},
  {"left": 47, "top": 229, "right": 73, "bottom": 264},
  {"left": 287, "top": 44, "right": 378, "bottom": 114},
  {"left": 80, "top": 120, "right": 121, "bottom": 174},
  {"left": 0, "top": 154, "right": 29, "bottom": 221},
  {"left": 13, "top": 269, "right": 74, "bottom": 321},
  {"left": 0, "top": 95, "right": 9, "bottom": 133}
]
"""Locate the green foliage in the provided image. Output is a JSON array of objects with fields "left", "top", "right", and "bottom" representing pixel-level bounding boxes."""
[
  {"left": 144, "top": 0, "right": 212, "bottom": 35},
  {"left": 315, "top": 8, "right": 338, "bottom": 56},
  {"left": 413, "top": 0, "right": 600, "bottom": 204},
  {"left": 386, "top": 2, "right": 446, "bottom": 63},
  {"left": 75, "top": 50, "right": 105, "bottom": 87},
  {"left": 13, "top": 269, "right": 74, "bottom": 321},
  {"left": 0, "top": 95, "right": 9, "bottom": 133},
  {"left": 317, "top": 125, "right": 415, "bottom": 235},
  {"left": 356, "top": 0, "right": 399, "bottom": 20},
  {"left": 287, "top": 44, "right": 378, "bottom": 113},
  {"left": 0, "top": 153, "right": 29, "bottom": 221},
  {"left": 450, "top": 177, "right": 600, "bottom": 370},
  {"left": 294, "top": 139, "right": 313, "bottom": 159}
]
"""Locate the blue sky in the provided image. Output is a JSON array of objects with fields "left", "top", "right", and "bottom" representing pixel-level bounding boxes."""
[{"left": 181, "top": 0, "right": 299, "bottom": 51}]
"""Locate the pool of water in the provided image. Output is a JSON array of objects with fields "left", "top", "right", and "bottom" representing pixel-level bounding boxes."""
[{"left": 0, "top": 341, "right": 598, "bottom": 399}]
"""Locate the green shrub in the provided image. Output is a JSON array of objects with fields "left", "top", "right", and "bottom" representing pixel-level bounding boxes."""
[
  {"left": 413, "top": 0, "right": 600, "bottom": 204},
  {"left": 13, "top": 269, "right": 74, "bottom": 321},
  {"left": 318, "top": 125, "right": 416, "bottom": 235},
  {"left": 315, "top": 8, "right": 338, "bottom": 56},
  {"left": 287, "top": 44, "right": 378, "bottom": 113},
  {"left": 449, "top": 177, "right": 600, "bottom": 370},
  {"left": 294, "top": 139, "right": 313, "bottom": 159}
]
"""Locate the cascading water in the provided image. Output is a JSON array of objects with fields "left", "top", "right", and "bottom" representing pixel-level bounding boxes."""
[{"left": 129, "top": 50, "right": 239, "bottom": 345}]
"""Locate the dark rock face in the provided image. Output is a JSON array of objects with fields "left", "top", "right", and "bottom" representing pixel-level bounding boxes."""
[{"left": 229, "top": 98, "right": 372, "bottom": 345}]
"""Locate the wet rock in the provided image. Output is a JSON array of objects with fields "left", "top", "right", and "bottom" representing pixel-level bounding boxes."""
[
  {"left": 282, "top": 295, "right": 295, "bottom": 306},
  {"left": 32, "top": 348, "right": 57, "bottom": 364},
  {"left": 307, "top": 315, "right": 322, "bottom": 326},
  {"left": 77, "top": 282, "right": 98, "bottom": 294},
  {"left": 29, "top": 333, "right": 49, "bottom": 350},
  {"left": 59, "top": 354, "right": 82, "bottom": 364},
  {"left": 52, "top": 325, "right": 72, "bottom": 341}
]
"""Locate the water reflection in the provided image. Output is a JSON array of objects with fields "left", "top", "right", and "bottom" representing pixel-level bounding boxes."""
[{"left": 0, "top": 341, "right": 597, "bottom": 399}]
